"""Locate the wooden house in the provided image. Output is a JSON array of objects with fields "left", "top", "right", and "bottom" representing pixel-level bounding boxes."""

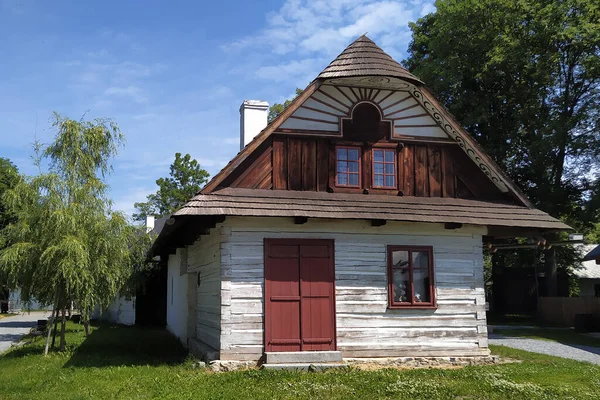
[{"left": 152, "top": 36, "right": 568, "bottom": 366}]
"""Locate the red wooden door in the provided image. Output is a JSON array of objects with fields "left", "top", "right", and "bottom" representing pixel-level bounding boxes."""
[{"left": 264, "top": 239, "right": 335, "bottom": 352}]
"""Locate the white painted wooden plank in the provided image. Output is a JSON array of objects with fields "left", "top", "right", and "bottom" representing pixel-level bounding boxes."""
[
  {"left": 292, "top": 106, "right": 340, "bottom": 123},
  {"left": 302, "top": 98, "right": 347, "bottom": 116},
  {"left": 394, "top": 125, "right": 448, "bottom": 138},
  {"left": 320, "top": 85, "right": 354, "bottom": 107},
  {"left": 279, "top": 117, "right": 339, "bottom": 132}
]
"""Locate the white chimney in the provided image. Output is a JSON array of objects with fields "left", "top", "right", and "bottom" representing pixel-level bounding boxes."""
[
  {"left": 145, "top": 215, "right": 155, "bottom": 233},
  {"left": 569, "top": 233, "right": 584, "bottom": 241},
  {"left": 240, "top": 100, "right": 269, "bottom": 150}
]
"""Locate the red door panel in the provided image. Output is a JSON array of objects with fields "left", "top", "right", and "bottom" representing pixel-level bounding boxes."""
[
  {"left": 265, "top": 244, "right": 301, "bottom": 352},
  {"left": 265, "top": 239, "right": 335, "bottom": 352},
  {"left": 300, "top": 246, "right": 335, "bottom": 351}
]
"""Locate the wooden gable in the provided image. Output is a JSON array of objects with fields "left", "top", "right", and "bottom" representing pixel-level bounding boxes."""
[{"left": 203, "top": 35, "right": 532, "bottom": 208}]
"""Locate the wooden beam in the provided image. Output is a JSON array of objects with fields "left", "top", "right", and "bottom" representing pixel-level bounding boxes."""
[
  {"left": 444, "top": 222, "right": 462, "bottom": 230},
  {"left": 294, "top": 216, "right": 308, "bottom": 225},
  {"left": 371, "top": 219, "right": 387, "bottom": 227}
]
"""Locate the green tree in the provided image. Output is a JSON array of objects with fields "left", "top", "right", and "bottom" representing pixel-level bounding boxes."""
[
  {"left": 0, "top": 113, "right": 134, "bottom": 352},
  {"left": 133, "top": 153, "right": 209, "bottom": 222},
  {"left": 268, "top": 88, "right": 303, "bottom": 123},
  {"left": 404, "top": 0, "right": 600, "bottom": 224},
  {"left": 0, "top": 158, "right": 20, "bottom": 249}
]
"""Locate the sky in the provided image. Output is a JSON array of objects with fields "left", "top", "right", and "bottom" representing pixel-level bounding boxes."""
[{"left": 0, "top": 0, "right": 435, "bottom": 218}]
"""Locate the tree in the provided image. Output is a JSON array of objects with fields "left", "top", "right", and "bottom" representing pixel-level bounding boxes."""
[
  {"left": 0, "top": 158, "right": 20, "bottom": 310},
  {"left": 0, "top": 113, "right": 134, "bottom": 352},
  {"left": 133, "top": 153, "right": 209, "bottom": 222},
  {"left": 404, "top": 0, "right": 600, "bottom": 225},
  {"left": 0, "top": 158, "right": 20, "bottom": 241},
  {"left": 268, "top": 88, "right": 303, "bottom": 123}
]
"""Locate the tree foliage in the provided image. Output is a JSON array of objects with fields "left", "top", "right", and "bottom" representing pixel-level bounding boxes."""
[
  {"left": 133, "top": 153, "right": 209, "bottom": 222},
  {"left": 0, "top": 113, "right": 138, "bottom": 350},
  {"left": 0, "top": 158, "right": 20, "bottom": 249},
  {"left": 268, "top": 88, "right": 303, "bottom": 123},
  {"left": 404, "top": 0, "right": 600, "bottom": 229}
]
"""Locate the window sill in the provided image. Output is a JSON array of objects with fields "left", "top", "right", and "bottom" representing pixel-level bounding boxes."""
[{"left": 387, "top": 305, "right": 437, "bottom": 310}]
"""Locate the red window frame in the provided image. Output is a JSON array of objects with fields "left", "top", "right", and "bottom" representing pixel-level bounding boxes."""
[
  {"left": 372, "top": 148, "right": 397, "bottom": 189},
  {"left": 335, "top": 146, "right": 361, "bottom": 188},
  {"left": 387, "top": 245, "right": 436, "bottom": 309}
]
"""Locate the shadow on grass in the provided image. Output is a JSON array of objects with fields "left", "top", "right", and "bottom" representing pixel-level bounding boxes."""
[{"left": 63, "top": 323, "right": 188, "bottom": 368}]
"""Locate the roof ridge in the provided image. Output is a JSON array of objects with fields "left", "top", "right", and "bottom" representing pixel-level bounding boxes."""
[{"left": 317, "top": 35, "right": 422, "bottom": 84}]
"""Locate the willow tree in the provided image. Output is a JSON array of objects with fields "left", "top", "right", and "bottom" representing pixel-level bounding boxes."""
[{"left": 0, "top": 113, "right": 131, "bottom": 352}]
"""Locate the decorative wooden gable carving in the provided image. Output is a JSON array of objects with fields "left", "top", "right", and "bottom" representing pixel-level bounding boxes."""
[{"left": 278, "top": 84, "right": 449, "bottom": 141}]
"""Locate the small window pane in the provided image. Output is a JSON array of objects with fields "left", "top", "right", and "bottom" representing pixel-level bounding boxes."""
[
  {"left": 413, "top": 269, "right": 431, "bottom": 303},
  {"left": 392, "top": 269, "right": 410, "bottom": 303},
  {"left": 384, "top": 151, "right": 395, "bottom": 162},
  {"left": 349, "top": 174, "right": 359, "bottom": 186},
  {"left": 337, "top": 161, "right": 347, "bottom": 172},
  {"left": 338, "top": 174, "right": 348, "bottom": 185},
  {"left": 412, "top": 251, "right": 429, "bottom": 269},
  {"left": 392, "top": 250, "right": 409, "bottom": 268},
  {"left": 337, "top": 148, "right": 348, "bottom": 160},
  {"left": 385, "top": 175, "right": 395, "bottom": 187},
  {"left": 374, "top": 163, "right": 384, "bottom": 174},
  {"left": 349, "top": 162, "right": 359, "bottom": 173},
  {"left": 374, "top": 150, "right": 383, "bottom": 162},
  {"left": 374, "top": 175, "right": 383, "bottom": 187},
  {"left": 384, "top": 163, "right": 395, "bottom": 174},
  {"left": 348, "top": 148, "right": 359, "bottom": 160}
]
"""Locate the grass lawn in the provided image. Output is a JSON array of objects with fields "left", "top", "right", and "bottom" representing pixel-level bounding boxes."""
[
  {"left": 495, "top": 328, "right": 600, "bottom": 348},
  {"left": 1, "top": 323, "right": 599, "bottom": 399}
]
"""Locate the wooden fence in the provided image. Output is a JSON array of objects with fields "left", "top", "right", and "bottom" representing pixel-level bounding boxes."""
[{"left": 538, "top": 297, "right": 600, "bottom": 327}]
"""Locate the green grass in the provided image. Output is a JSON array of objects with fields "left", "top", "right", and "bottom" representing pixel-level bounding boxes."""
[
  {"left": 1, "top": 323, "right": 600, "bottom": 399},
  {"left": 495, "top": 328, "right": 600, "bottom": 348}
]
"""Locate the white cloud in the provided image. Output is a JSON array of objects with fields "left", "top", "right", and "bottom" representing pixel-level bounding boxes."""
[
  {"left": 104, "top": 85, "right": 148, "bottom": 103},
  {"left": 111, "top": 186, "right": 154, "bottom": 219},
  {"left": 224, "top": 0, "right": 435, "bottom": 87},
  {"left": 255, "top": 58, "right": 327, "bottom": 83},
  {"left": 225, "top": 0, "right": 434, "bottom": 58}
]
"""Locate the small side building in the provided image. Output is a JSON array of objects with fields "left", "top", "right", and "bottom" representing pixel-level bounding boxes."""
[{"left": 576, "top": 244, "right": 600, "bottom": 297}]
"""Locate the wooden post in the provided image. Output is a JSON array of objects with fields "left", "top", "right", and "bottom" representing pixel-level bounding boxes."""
[
  {"left": 491, "top": 253, "right": 505, "bottom": 315},
  {"left": 544, "top": 247, "right": 558, "bottom": 297}
]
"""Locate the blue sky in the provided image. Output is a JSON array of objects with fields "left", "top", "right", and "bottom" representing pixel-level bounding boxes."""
[{"left": 0, "top": 0, "right": 435, "bottom": 218}]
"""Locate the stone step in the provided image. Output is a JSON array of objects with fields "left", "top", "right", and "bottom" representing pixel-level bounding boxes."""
[
  {"left": 265, "top": 351, "right": 343, "bottom": 364},
  {"left": 262, "top": 363, "right": 349, "bottom": 371}
]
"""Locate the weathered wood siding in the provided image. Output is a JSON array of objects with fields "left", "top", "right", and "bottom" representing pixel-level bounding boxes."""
[
  {"left": 219, "top": 217, "right": 489, "bottom": 361},
  {"left": 187, "top": 227, "right": 222, "bottom": 352}
]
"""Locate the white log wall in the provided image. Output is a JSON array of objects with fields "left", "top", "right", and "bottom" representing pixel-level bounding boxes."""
[
  {"left": 186, "top": 227, "right": 222, "bottom": 353},
  {"left": 219, "top": 217, "right": 489, "bottom": 361}
]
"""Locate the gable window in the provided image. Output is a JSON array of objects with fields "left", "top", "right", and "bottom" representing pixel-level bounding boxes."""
[
  {"left": 336, "top": 146, "right": 361, "bottom": 187},
  {"left": 373, "top": 149, "right": 396, "bottom": 188},
  {"left": 387, "top": 245, "right": 435, "bottom": 308}
]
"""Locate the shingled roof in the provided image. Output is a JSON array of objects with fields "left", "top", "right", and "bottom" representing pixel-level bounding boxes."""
[
  {"left": 317, "top": 35, "right": 423, "bottom": 84},
  {"left": 584, "top": 244, "right": 600, "bottom": 262},
  {"left": 175, "top": 188, "right": 569, "bottom": 231}
]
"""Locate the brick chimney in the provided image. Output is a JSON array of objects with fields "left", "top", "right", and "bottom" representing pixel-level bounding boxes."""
[{"left": 240, "top": 100, "right": 269, "bottom": 150}]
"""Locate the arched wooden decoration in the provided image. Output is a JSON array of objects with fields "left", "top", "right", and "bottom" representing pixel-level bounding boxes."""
[{"left": 341, "top": 102, "right": 391, "bottom": 141}]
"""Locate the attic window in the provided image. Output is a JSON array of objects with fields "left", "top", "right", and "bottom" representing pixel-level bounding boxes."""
[
  {"left": 373, "top": 149, "right": 396, "bottom": 188},
  {"left": 336, "top": 146, "right": 361, "bottom": 187}
]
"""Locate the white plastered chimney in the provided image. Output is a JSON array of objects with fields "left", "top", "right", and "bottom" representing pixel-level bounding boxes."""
[
  {"left": 145, "top": 215, "right": 155, "bottom": 233},
  {"left": 240, "top": 100, "right": 269, "bottom": 150}
]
